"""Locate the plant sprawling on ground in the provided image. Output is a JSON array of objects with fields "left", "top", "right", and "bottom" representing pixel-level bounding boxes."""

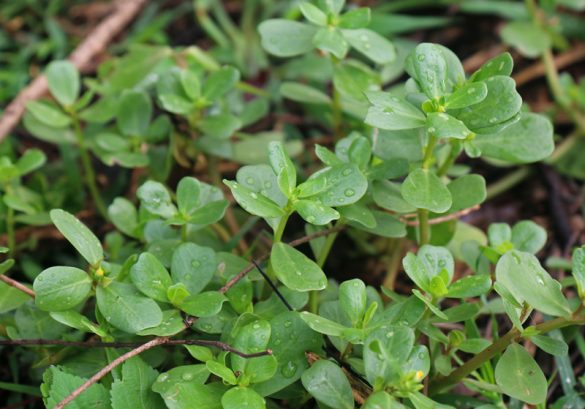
[{"left": 1, "top": 0, "right": 585, "bottom": 408}]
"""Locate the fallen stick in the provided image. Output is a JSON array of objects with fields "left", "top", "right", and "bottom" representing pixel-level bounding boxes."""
[{"left": 0, "top": 0, "right": 147, "bottom": 142}]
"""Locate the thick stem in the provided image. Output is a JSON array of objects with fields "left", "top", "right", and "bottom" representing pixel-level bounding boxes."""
[
  {"left": 417, "top": 209, "right": 430, "bottom": 246},
  {"left": 71, "top": 114, "right": 108, "bottom": 220},
  {"left": 429, "top": 314, "right": 585, "bottom": 394},
  {"left": 273, "top": 212, "right": 291, "bottom": 243}
]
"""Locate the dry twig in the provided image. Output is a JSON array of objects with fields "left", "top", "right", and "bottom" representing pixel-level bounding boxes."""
[
  {"left": 400, "top": 205, "right": 480, "bottom": 226},
  {"left": 0, "top": 0, "right": 147, "bottom": 141},
  {"left": 0, "top": 274, "right": 35, "bottom": 298}
]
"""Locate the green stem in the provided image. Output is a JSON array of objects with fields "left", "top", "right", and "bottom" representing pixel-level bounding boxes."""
[
  {"left": 422, "top": 134, "right": 438, "bottom": 170},
  {"left": 71, "top": 114, "right": 108, "bottom": 220},
  {"left": 546, "top": 131, "right": 582, "bottom": 164},
  {"left": 193, "top": 0, "right": 229, "bottom": 48},
  {"left": 430, "top": 314, "right": 585, "bottom": 394},
  {"left": 273, "top": 212, "right": 291, "bottom": 243},
  {"left": 436, "top": 141, "right": 459, "bottom": 177},
  {"left": 309, "top": 224, "right": 342, "bottom": 313},
  {"left": 485, "top": 167, "right": 532, "bottom": 200},
  {"left": 235, "top": 81, "right": 269, "bottom": 97},
  {"left": 417, "top": 209, "right": 430, "bottom": 246}
]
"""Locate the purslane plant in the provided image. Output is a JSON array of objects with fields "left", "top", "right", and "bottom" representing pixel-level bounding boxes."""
[{"left": 1, "top": 8, "right": 584, "bottom": 409}]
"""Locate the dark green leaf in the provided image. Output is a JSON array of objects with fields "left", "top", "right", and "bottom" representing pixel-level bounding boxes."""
[
  {"left": 50, "top": 209, "right": 103, "bottom": 265},
  {"left": 34, "top": 266, "right": 91, "bottom": 311}
]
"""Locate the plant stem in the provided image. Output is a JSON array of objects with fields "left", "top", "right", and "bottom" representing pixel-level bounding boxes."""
[
  {"left": 485, "top": 167, "right": 532, "bottom": 200},
  {"left": 4, "top": 185, "right": 15, "bottom": 256},
  {"left": 436, "top": 141, "right": 459, "bottom": 177},
  {"left": 235, "top": 81, "right": 269, "bottom": 97},
  {"left": 71, "top": 114, "right": 108, "bottom": 220},
  {"left": 309, "top": 223, "right": 342, "bottom": 313},
  {"left": 417, "top": 208, "right": 430, "bottom": 246},
  {"left": 193, "top": 0, "right": 229, "bottom": 48},
  {"left": 429, "top": 314, "right": 585, "bottom": 394},
  {"left": 273, "top": 212, "right": 291, "bottom": 243}
]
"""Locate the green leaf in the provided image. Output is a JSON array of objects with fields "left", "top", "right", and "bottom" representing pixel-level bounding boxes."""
[
  {"left": 365, "top": 91, "right": 426, "bottom": 130},
  {"left": 152, "top": 365, "right": 210, "bottom": 396},
  {"left": 511, "top": 220, "right": 546, "bottom": 254},
  {"left": 271, "top": 243, "right": 327, "bottom": 292},
  {"left": 337, "top": 204, "right": 376, "bottom": 228},
  {"left": 412, "top": 289, "right": 448, "bottom": 319},
  {"left": 254, "top": 311, "right": 323, "bottom": 396},
  {"left": 16, "top": 149, "right": 46, "bottom": 175},
  {"left": 301, "top": 360, "right": 354, "bottom": 409},
  {"left": 308, "top": 164, "right": 368, "bottom": 207},
  {"left": 117, "top": 91, "right": 152, "bottom": 136},
  {"left": 401, "top": 169, "right": 452, "bottom": 213},
  {"left": 280, "top": 82, "right": 331, "bottom": 105},
  {"left": 158, "top": 94, "right": 193, "bottom": 114},
  {"left": 0, "top": 281, "right": 30, "bottom": 314},
  {"left": 205, "top": 361, "right": 237, "bottom": 385},
  {"left": 202, "top": 66, "right": 240, "bottom": 101},
  {"left": 446, "top": 275, "right": 491, "bottom": 298},
  {"left": 447, "top": 174, "right": 486, "bottom": 212},
  {"left": 474, "top": 113, "right": 554, "bottom": 164},
  {"left": 339, "top": 8, "right": 371, "bottom": 29},
  {"left": 348, "top": 210, "right": 406, "bottom": 238},
  {"left": 495, "top": 344, "right": 547, "bottom": 404},
  {"left": 96, "top": 282, "right": 163, "bottom": 333},
  {"left": 342, "top": 29, "right": 396, "bottom": 64},
  {"left": 339, "top": 279, "right": 366, "bottom": 326},
  {"left": 108, "top": 198, "right": 138, "bottom": 238},
  {"left": 50, "top": 209, "right": 103, "bottom": 265},
  {"left": 364, "top": 325, "right": 416, "bottom": 385},
  {"left": 180, "top": 291, "right": 227, "bottom": 317},
  {"left": 406, "top": 43, "right": 447, "bottom": 99},
  {"left": 223, "top": 180, "right": 285, "bottom": 218},
  {"left": 364, "top": 391, "right": 397, "bottom": 409},
  {"left": 130, "top": 253, "right": 172, "bottom": 302},
  {"left": 46, "top": 61, "right": 80, "bottom": 106},
  {"left": 232, "top": 320, "right": 277, "bottom": 384},
  {"left": 137, "top": 181, "right": 177, "bottom": 218},
  {"left": 372, "top": 180, "right": 416, "bottom": 213},
  {"left": 222, "top": 387, "right": 265, "bottom": 409},
  {"left": 268, "top": 141, "right": 297, "bottom": 196},
  {"left": 470, "top": 52, "right": 514, "bottom": 82},
  {"left": 531, "top": 334, "right": 568, "bottom": 357},
  {"left": 299, "top": 2, "right": 327, "bottom": 26},
  {"left": 136, "top": 310, "right": 185, "bottom": 336},
  {"left": 293, "top": 200, "right": 340, "bottom": 225},
  {"left": 501, "top": 21, "right": 551, "bottom": 58},
  {"left": 427, "top": 113, "right": 471, "bottom": 140},
  {"left": 299, "top": 311, "right": 347, "bottom": 337},
  {"left": 42, "top": 366, "right": 110, "bottom": 409},
  {"left": 313, "top": 27, "right": 348, "bottom": 59},
  {"left": 495, "top": 250, "right": 572, "bottom": 317},
  {"left": 26, "top": 101, "right": 71, "bottom": 128},
  {"left": 171, "top": 243, "right": 216, "bottom": 296},
  {"left": 198, "top": 113, "right": 242, "bottom": 139},
  {"left": 572, "top": 246, "right": 585, "bottom": 298},
  {"left": 110, "top": 357, "right": 165, "bottom": 409},
  {"left": 33, "top": 266, "right": 91, "bottom": 312},
  {"left": 236, "top": 164, "right": 287, "bottom": 206},
  {"left": 445, "top": 82, "right": 488, "bottom": 110},
  {"left": 177, "top": 177, "right": 201, "bottom": 216},
  {"left": 456, "top": 76, "right": 521, "bottom": 131},
  {"left": 180, "top": 69, "right": 201, "bottom": 101},
  {"left": 259, "top": 20, "right": 317, "bottom": 57}
]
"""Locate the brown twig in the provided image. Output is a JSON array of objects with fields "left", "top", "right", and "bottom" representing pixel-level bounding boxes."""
[
  {"left": 53, "top": 337, "right": 169, "bottom": 409},
  {"left": 0, "top": 275, "right": 35, "bottom": 298},
  {"left": 0, "top": 339, "right": 272, "bottom": 358},
  {"left": 400, "top": 205, "right": 480, "bottom": 226},
  {"left": 0, "top": 0, "right": 147, "bottom": 141},
  {"left": 53, "top": 225, "right": 343, "bottom": 408}
]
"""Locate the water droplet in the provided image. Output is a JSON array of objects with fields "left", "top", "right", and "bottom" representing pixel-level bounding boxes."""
[
  {"left": 386, "top": 331, "right": 394, "bottom": 338},
  {"left": 337, "top": 198, "right": 345, "bottom": 203},
  {"left": 245, "top": 177, "right": 255, "bottom": 185},
  {"left": 499, "top": 62, "right": 505, "bottom": 71},
  {"left": 344, "top": 188, "right": 355, "bottom": 197},
  {"left": 418, "top": 352, "right": 426, "bottom": 359},
  {"left": 264, "top": 181, "right": 272, "bottom": 189},
  {"left": 467, "top": 88, "right": 476, "bottom": 94},
  {"left": 296, "top": 270, "right": 302, "bottom": 276},
  {"left": 274, "top": 339, "right": 282, "bottom": 346},
  {"left": 250, "top": 192, "right": 258, "bottom": 199},
  {"left": 191, "top": 260, "right": 201, "bottom": 268},
  {"left": 417, "top": 54, "right": 425, "bottom": 61},
  {"left": 439, "top": 113, "right": 449, "bottom": 121},
  {"left": 284, "top": 320, "right": 292, "bottom": 328},
  {"left": 438, "top": 260, "right": 446, "bottom": 268},
  {"left": 158, "top": 374, "right": 169, "bottom": 382},
  {"left": 281, "top": 361, "right": 297, "bottom": 378},
  {"left": 182, "top": 373, "right": 193, "bottom": 381},
  {"left": 253, "top": 323, "right": 261, "bottom": 329},
  {"left": 307, "top": 216, "right": 316, "bottom": 223},
  {"left": 342, "top": 168, "right": 352, "bottom": 176},
  {"left": 428, "top": 127, "right": 436, "bottom": 133},
  {"left": 489, "top": 117, "right": 498, "bottom": 124}
]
